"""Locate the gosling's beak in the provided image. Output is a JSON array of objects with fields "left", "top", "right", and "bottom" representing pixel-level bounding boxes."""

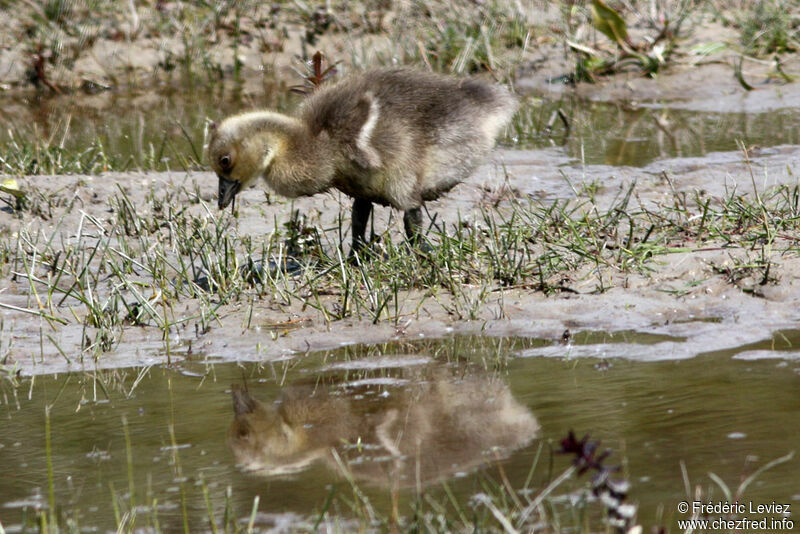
[
  {"left": 218, "top": 176, "right": 241, "bottom": 210},
  {"left": 231, "top": 386, "right": 257, "bottom": 416}
]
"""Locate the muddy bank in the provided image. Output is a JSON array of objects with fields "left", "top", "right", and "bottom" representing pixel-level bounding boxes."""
[
  {"left": 5, "top": 1, "right": 800, "bottom": 116},
  {"left": 516, "top": 14, "right": 800, "bottom": 113},
  {"left": 518, "top": 57, "right": 800, "bottom": 113},
  {"left": 2, "top": 143, "right": 800, "bottom": 376}
]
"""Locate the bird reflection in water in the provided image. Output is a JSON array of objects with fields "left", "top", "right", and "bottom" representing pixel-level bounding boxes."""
[{"left": 227, "top": 362, "right": 538, "bottom": 490}]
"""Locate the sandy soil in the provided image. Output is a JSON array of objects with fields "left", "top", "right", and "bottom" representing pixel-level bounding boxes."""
[{"left": 2, "top": 139, "right": 800, "bottom": 376}]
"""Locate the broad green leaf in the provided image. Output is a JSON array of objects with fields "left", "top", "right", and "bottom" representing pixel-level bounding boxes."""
[
  {"left": 689, "top": 42, "right": 728, "bottom": 57},
  {"left": 0, "top": 178, "right": 25, "bottom": 199},
  {"left": 775, "top": 55, "right": 796, "bottom": 82},
  {"left": 734, "top": 57, "right": 755, "bottom": 91},
  {"left": 591, "top": 0, "right": 629, "bottom": 48}
]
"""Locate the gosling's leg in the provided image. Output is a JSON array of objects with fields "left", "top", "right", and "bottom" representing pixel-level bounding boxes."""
[
  {"left": 403, "top": 206, "right": 432, "bottom": 252},
  {"left": 351, "top": 198, "right": 373, "bottom": 255}
]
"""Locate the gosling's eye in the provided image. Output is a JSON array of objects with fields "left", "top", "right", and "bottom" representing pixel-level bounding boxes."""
[{"left": 219, "top": 154, "right": 232, "bottom": 170}]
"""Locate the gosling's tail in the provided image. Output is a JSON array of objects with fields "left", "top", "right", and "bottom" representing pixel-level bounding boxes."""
[{"left": 460, "top": 78, "right": 518, "bottom": 141}]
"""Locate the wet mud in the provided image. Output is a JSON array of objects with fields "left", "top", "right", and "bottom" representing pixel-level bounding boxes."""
[{"left": 2, "top": 141, "right": 800, "bottom": 375}]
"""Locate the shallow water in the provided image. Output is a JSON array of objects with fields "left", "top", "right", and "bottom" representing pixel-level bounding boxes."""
[
  {"left": 3, "top": 87, "right": 800, "bottom": 171},
  {"left": 513, "top": 96, "right": 800, "bottom": 166},
  {"left": 2, "top": 333, "right": 798, "bottom": 531},
  {"left": 0, "top": 85, "right": 292, "bottom": 173}
]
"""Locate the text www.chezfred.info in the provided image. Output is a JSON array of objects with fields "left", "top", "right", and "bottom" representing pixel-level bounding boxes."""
[{"left": 676, "top": 501, "right": 793, "bottom": 531}]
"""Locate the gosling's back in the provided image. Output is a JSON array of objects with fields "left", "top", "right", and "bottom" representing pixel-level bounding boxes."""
[{"left": 301, "top": 69, "right": 517, "bottom": 209}]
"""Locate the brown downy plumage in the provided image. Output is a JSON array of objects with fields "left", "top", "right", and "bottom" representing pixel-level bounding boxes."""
[{"left": 206, "top": 68, "right": 517, "bottom": 253}]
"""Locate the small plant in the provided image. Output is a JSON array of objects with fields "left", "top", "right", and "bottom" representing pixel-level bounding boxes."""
[
  {"left": 565, "top": 0, "right": 695, "bottom": 81},
  {"left": 560, "top": 430, "right": 638, "bottom": 533},
  {"left": 737, "top": 0, "right": 799, "bottom": 56},
  {"left": 290, "top": 50, "right": 339, "bottom": 94}
]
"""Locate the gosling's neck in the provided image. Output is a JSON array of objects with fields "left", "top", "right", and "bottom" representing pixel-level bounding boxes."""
[{"left": 248, "top": 112, "right": 337, "bottom": 198}]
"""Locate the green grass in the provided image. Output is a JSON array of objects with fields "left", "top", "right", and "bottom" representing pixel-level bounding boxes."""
[
  {"left": 9, "top": 0, "right": 796, "bottom": 95},
  {"left": 730, "top": 0, "right": 799, "bottom": 56},
  {"left": 7, "top": 432, "right": 580, "bottom": 533},
  {"left": 1, "top": 161, "right": 799, "bottom": 363},
  {"left": 0, "top": 117, "right": 207, "bottom": 176}
]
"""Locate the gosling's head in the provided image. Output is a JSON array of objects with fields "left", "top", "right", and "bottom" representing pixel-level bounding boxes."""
[
  {"left": 206, "top": 112, "right": 296, "bottom": 210},
  {"left": 228, "top": 386, "right": 314, "bottom": 475}
]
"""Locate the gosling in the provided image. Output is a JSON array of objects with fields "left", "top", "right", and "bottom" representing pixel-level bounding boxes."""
[{"left": 206, "top": 68, "right": 517, "bottom": 254}]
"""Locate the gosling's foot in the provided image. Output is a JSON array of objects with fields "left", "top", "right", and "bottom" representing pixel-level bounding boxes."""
[
  {"left": 239, "top": 257, "right": 304, "bottom": 285},
  {"left": 348, "top": 243, "right": 388, "bottom": 265}
]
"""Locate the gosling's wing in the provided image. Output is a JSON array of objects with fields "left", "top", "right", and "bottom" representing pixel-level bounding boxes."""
[
  {"left": 304, "top": 84, "right": 383, "bottom": 169},
  {"left": 348, "top": 91, "right": 382, "bottom": 168}
]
